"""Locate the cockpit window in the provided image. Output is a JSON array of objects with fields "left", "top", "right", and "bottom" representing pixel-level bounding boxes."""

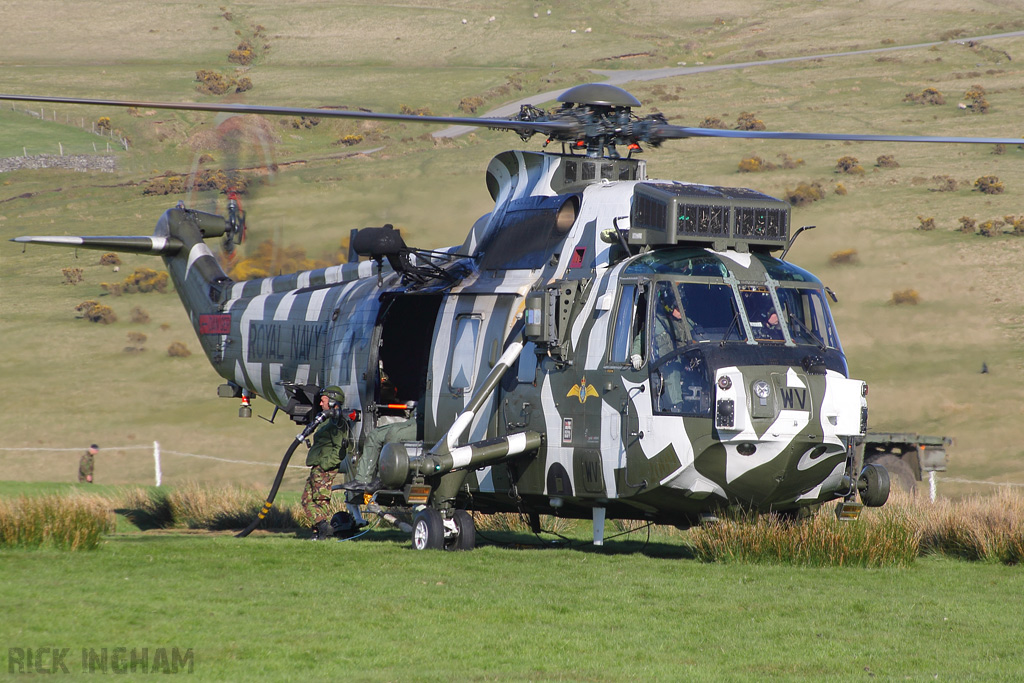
[
  {"left": 652, "top": 281, "right": 744, "bottom": 348},
  {"left": 624, "top": 249, "right": 729, "bottom": 277},
  {"left": 752, "top": 253, "right": 818, "bottom": 284},
  {"left": 776, "top": 286, "right": 841, "bottom": 350},
  {"left": 740, "top": 287, "right": 784, "bottom": 342}
]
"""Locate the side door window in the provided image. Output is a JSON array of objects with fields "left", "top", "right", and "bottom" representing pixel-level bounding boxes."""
[
  {"left": 449, "top": 314, "right": 481, "bottom": 391},
  {"left": 609, "top": 284, "right": 646, "bottom": 364}
]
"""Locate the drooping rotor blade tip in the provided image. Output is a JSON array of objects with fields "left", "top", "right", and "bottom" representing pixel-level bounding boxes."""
[
  {"left": 0, "top": 93, "right": 579, "bottom": 138},
  {"left": 655, "top": 125, "right": 1024, "bottom": 146},
  {"left": 11, "top": 235, "right": 183, "bottom": 255}
]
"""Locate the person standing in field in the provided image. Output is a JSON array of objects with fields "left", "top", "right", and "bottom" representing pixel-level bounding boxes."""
[
  {"left": 78, "top": 444, "right": 98, "bottom": 483},
  {"left": 302, "top": 387, "right": 351, "bottom": 541}
]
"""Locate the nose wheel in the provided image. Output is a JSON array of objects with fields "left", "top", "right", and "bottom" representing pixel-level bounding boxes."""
[
  {"left": 411, "top": 508, "right": 476, "bottom": 551},
  {"left": 858, "top": 463, "right": 891, "bottom": 507}
]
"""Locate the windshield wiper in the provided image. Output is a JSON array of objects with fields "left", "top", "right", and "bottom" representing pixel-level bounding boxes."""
[
  {"left": 720, "top": 311, "right": 741, "bottom": 345},
  {"left": 787, "top": 312, "right": 826, "bottom": 351}
]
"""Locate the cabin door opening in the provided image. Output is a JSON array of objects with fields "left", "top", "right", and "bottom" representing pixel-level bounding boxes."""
[{"left": 373, "top": 293, "right": 443, "bottom": 434}]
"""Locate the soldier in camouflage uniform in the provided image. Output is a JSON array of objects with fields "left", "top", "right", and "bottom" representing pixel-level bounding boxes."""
[
  {"left": 78, "top": 444, "right": 98, "bottom": 483},
  {"left": 343, "top": 416, "right": 417, "bottom": 493},
  {"left": 301, "top": 386, "right": 351, "bottom": 540}
]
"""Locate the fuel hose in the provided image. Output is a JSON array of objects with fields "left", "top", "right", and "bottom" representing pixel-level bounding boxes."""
[{"left": 235, "top": 409, "right": 334, "bottom": 538}]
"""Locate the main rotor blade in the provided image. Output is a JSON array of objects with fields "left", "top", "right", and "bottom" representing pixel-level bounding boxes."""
[
  {"left": 652, "top": 124, "right": 1024, "bottom": 146},
  {"left": 11, "top": 235, "right": 183, "bottom": 255},
  {"left": 0, "top": 93, "right": 579, "bottom": 137}
]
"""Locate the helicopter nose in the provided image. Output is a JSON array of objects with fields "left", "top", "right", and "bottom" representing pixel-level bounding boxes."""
[{"left": 710, "top": 366, "right": 863, "bottom": 504}]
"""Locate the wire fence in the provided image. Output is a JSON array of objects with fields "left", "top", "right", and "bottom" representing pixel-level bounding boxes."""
[
  {"left": 0, "top": 443, "right": 306, "bottom": 487},
  {"left": 3, "top": 102, "right": 130, "bottom": 155},
  {"left": 1, "top": 445, "right": 1021, "bottom": 493}
]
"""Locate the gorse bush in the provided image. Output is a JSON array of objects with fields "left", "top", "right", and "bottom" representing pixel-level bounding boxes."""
[
  {"left": 974, "top": 175, "right": 1004, "bottom": 195},
  {"left": 698, "top": 116, "right": 727, "bottom": 129},
  {"left": 876, "top": 154, "right": 899, "bottom": 168},
  {"left": 836, "top": 156, "right": 865, "bottom": 175},
  {"left": 130, "top": 306, "right": 150, "bottom": 324},
  {"left": 62, "top": 267, "right": 83, "bottom": 285},
  {"left": 783, "top": 182, "right": 825, "bottom": 207},
  {"left": 167, "top": 341, "right": 191, "bottom": 357},
  {"left": 224, "top": 239, "right": 334, "bottom": 280},
  {"left": 142, "top": 169, "right": 251, "bottom": 197},
  {"left": 932, "top": 175, "right": 958, "bottom": 192},
  {"left": 916, "top": 216, "right": 936, "bottom": 231},
  {"left": 890, "top": 289, "right": 920, "bottom": 305},
  {"left": 735, "top": 111, "right": 766, "bottom": 131},
  {"left": 829, "top": 248, "right": 858, "bottom": 265},
  {"left": 904, "top": 87, "right": 945, "bottom": 105},
  {"left": 75, "top": 300, "right": 117, "bottom": 324},
  {"left": 195, "top": 69, "right": 252, "bottom": 95},
  {"left": 963, "top": 84, "right": 989, "bottom": 113}
]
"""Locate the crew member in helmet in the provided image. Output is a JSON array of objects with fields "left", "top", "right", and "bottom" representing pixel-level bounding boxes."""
[
  {"left": 342, "top": 372, "right": 416, "bottom": 494},
  {"left": 301, "top": 385, "right": 351, "bottom": 541}
]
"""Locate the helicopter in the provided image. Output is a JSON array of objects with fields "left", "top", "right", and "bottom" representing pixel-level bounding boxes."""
[{"left": 5, "top": 83, "right": 1024, "bottom": 550}]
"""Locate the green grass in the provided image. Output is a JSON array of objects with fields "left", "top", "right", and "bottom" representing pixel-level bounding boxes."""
[
  {"left": 0, "top": 107, "right": 122, "bottom": 157},
  {"left": 2, "top": 481, "right": 1022, "bottom": 677},
  {"left": 1, "top": 530, "right": 1023, "bottom": 679}
]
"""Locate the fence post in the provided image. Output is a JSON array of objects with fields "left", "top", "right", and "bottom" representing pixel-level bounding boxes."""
[{"left": 154, "top": 441, "right": 162, "bottom": 487}]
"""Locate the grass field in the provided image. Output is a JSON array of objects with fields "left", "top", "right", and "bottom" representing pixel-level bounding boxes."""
[{"left": 1, "top": 503, "right": 1023, "bottom": 679}]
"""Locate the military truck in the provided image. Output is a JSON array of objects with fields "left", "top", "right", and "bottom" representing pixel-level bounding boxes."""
[{"left": 854, "top": 432, "right": 952, "bottom": 493}]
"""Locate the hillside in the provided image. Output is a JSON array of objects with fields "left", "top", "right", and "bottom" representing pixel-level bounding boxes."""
[{"left": 1, "top": 0, "right": 1023, "bottom": 494}]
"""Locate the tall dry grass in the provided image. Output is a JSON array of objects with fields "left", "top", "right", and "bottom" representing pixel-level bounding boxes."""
[
  {"left": 688, "top": 503, "right": 920, "bottom": 567},
  {"left": 112, "top": 483, "right": 309, "bottom": 531},
  {"left": 164, "top": 482, "right": 306, "bottom": 530},
  {"left": 4, "top": 484, "right": 1024, "bottom": 563},
  {"left": 473, "top": 511, "right": 576, "bottom": 535},
  {"left": 0, "top": 495, "right": 114, "bottom": 550},
  {"left": 687, "top": 488, "right": 1024, "bottom": 566},
  {"left": 916, "top": 488, "right": 1024, "bottom": 563}
]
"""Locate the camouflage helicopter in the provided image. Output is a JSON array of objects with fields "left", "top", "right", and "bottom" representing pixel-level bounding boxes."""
[{"left": 5, "top": 84, "right": 1023, "bottom": 550}]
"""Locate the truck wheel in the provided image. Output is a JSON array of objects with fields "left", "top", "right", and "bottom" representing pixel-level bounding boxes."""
[
  {"left": 412, "top": 508, "right": 444, "bottom": 550},
  {"left": 858, "top": 463, "right": 891, "bottom": 507},
  {"left": 447, "top": 510, "right": 476, "bottom": 551},
  {"left": 872, "top": 454, "right": 916, "bottom": 494}
]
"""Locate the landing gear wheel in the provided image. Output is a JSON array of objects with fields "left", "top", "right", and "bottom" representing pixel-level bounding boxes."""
[
  {"left": 858, "top": 463, "right": 891, "bottom": 507},
  {"left": 446, "top": 510, "right": 476, "bottom": 551},
  {"left": 412, "top": 507, "right": 444, "bottom": 550},
  {"left": 871, "top": 454, "right": 917, "bottom": 494}
]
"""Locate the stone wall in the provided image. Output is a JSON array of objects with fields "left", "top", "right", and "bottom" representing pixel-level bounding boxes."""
[{"left": 0, "top": 154, "right": 117, "bottom": 173}]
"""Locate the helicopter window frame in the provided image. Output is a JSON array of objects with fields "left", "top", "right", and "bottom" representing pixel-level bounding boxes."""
[
  {"left": 644, "top": 277, "right": 747, "bottom": 347},
  {"left": 775, "top": 285, "right": 842, "bottom": 351},
  {"left": 738, "top": 286, "right": 786, "bottom": 344},
  {"left": 449, "top": 314, "right": 483, "bottom": 391},
  {"left": 608, "top": 282, "right": 643, "bottom": 365}
]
